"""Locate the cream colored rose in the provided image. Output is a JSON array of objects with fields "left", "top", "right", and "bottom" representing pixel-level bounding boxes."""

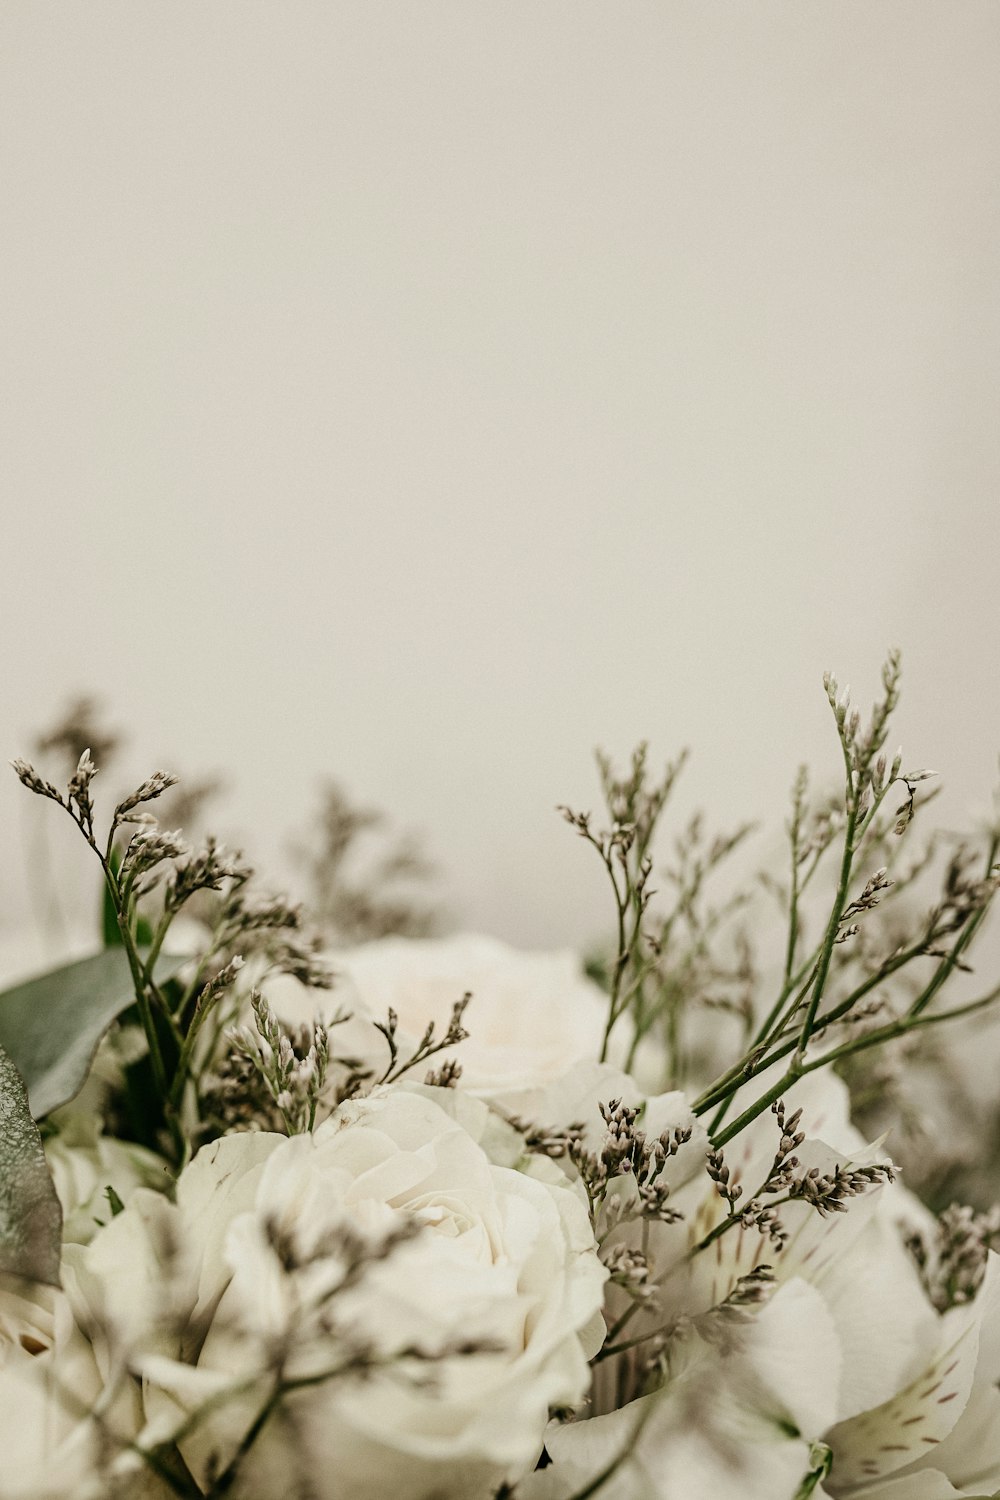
[
  {"left": 273, "top": 933, "right": 611, "bottom": 1103},
  {"left": 76, "top": 1086, "right": 607, "bottom": 1499},
  {"left": 0, "top": 1279, "right": 163, "bottom": 1499}
]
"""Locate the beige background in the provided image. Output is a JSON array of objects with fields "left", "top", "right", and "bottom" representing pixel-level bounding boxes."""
[{"left": 1, "top": 4, "right": 998, "bottom": 962}]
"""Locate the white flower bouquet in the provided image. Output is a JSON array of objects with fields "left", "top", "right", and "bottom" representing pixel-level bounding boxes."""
[{"left": 3, "top": 652, "right": 1000, "bottom": 1499}]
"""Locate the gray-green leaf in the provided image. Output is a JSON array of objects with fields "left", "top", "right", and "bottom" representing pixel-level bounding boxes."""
[
  {"left": 0, "top": 1043, "right": 62, "bottom": 1285},
  {"left": 0, "top": 948, "right": 186, "bottom": 1119}
]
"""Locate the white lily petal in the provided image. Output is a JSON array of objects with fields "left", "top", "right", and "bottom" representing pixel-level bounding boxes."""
[
  {"left": 826, "top": 1256, "right": 1000, "bottom": 1491},
  {"left": 816, "top": 1211, "right": 938, "bottom": 1422},
  {"left": 746, "top": 1277, "right": 842, "bottom": 1438}
]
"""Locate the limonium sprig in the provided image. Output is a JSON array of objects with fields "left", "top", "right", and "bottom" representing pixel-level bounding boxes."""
[
  {"left": 560, "top": 650, "right": 1000, "bottom": 1155},
  {"left": 10, "top": 752, "right": 332, "bottom": 1163}
]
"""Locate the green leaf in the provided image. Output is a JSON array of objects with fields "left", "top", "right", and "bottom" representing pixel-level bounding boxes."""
[
  {"left": 0, "top": 1043, "right": 62, "bottom": 1285},
  {"left": 0, "top": 949, "right": 187, "bottom": 1119},
  {"left": 104, "top": 1184, "right": 125, "bottom": 1217}
]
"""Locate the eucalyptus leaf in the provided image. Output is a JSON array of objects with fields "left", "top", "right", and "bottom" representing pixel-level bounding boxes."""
[
  {"left": 0, "top": 1044, "right": 62, "bottom": 1285},
  {"left": 0, "top": 949, "right": 187, "bottom": 1119}
]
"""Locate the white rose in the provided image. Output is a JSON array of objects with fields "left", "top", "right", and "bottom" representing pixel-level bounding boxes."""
[
  {"left": 273, "top": 933, "right": 611, "bottom": 1103},
  {"left": 75, "top": 1086, "right": 607, "bottom": 1499},
  {"left": 44, "top": 1113, "right": 170, "bottom": 1244},
  {"left": 0, "top": 1278, "right": 162, "bottom": 1499}
]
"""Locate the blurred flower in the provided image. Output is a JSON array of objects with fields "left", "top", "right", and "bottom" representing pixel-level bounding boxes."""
[
  {"left": 0, "top": 1280, "right": 160, "bottom": 1500},
  {"left": 273, "top": 933, "right": 611, "bottom": 1103},
  {"left": 43, "top": 1114, "right": 169, "bottom": 1245}
]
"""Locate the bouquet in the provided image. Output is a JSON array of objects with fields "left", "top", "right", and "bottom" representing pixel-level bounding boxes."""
[{"left": 2, "top": 651, "right": 1000, "bottom": 1500}]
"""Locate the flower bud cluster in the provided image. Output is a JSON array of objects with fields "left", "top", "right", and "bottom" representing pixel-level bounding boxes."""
[
  {"left": 789, "top": 1160, "right": 895, "bottom": 1216},
  {"left": 229, "top": 993, "right": 332, "bottom": 1135},
  {"left": 905, "top": 1201, "right": 1000, "bottom": 1312}
]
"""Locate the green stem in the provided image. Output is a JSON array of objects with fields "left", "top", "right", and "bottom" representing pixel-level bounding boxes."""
[
  {"left": 711, "top": 1061, "right": 803, "bottom": 1147},
  {"left": 600, "top": 859, "right": 630, "bottom": 1063},
  {"left": 168, "top": 995, "right": 215, "bottom": 1114},
  {"left": 696, "top": 933, "right": 927, "bottom": 1120},
  {"left": 701, "top": 958, "right": 819, "bottom": 1130},
  {"left": 796, "top": 794, "right": 859, "bottom": 1060},
  {"left": 140, "top": 907, "right": 175, "bottom": 987},
  {"left": 696, "top": 824, "right": 994, "bottom": 1132},
  {"left": 783, "top": 822, "right": 801, "bottom": 991},
  {"left": 103, "top": 865, "right": 187, "bottom": 1161},
  {"left": 98, "top": 859, "right": 168, "bottom": 1097},
  {"left": 712, "top": 970, "right": 1000, "bottom": 1148}
]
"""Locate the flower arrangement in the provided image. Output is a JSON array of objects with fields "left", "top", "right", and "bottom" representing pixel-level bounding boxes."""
[{"left": 2, "top": 652, "right": 1000, "bottom": 1499}]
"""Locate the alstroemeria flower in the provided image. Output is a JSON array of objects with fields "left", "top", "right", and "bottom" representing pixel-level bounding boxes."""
[
  {"left": 518, "top": 1276, "right": 842, "bottom": 1500},
  {"left": 513, "top": 1058, "right": 1000, "bottom": 1498},
  {"left": 820, "top": 1251, "right": 1000, "bottom": 1497}
]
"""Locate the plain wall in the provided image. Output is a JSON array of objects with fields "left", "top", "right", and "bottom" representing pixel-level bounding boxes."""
[{"left": 1, "top": 3, "right": 998, "bottom": 964}]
